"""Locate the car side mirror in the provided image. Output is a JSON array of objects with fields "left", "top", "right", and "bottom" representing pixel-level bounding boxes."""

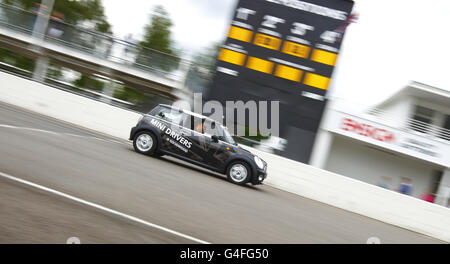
[{"left": 211, "top": 135, "right": 219, "bottom": 143}]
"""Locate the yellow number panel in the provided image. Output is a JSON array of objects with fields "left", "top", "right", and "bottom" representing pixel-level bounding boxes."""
[
  {"left": 281, "top": 41, "right": 310, "bottom": 59},
  {"left": 228, "top": 26, "right": 253, "bottom": 43},
  {"left": 253, "top": 33, "right": 281, "bottom": 51},
  {"left": 303, "top": 73, "right": 330, "bottom": 90},
  {"left": 218, "top": 49, "right": 246, "bottom": 66},
  {"left": 246, "top": 57, "right": 274, "bottom": 74},
  {"left": 274, "top": 64, "right": 303, "bottom": 82},
  {"left": 310, "top": 49, "right": 338, "bottom": 66}
]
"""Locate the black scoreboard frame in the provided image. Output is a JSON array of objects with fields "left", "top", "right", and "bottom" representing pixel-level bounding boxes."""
[{"left": 206, "top": 0, "right": 354, "bottom": 163}]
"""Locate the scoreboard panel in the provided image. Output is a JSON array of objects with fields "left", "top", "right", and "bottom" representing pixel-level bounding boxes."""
[{"left": 207, "top": 0, "right": 354, "bottom": 163}]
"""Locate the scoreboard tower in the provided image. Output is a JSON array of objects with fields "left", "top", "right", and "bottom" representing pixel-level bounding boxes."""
[{"left": 206, "top": 0, "right": 354, "bottom": 163}]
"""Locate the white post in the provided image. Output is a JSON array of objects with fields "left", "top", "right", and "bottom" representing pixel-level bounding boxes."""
[
  {"left": 31, "top": 0, "right": 54, "bottom": 40},
  {"left": 309, "top": 128, "right": 334, "bottom": 169},
  {"left": 99, "top": 68, "right": 115, "bottom": 105},
  {"left": 435, "top": 168, "right": 450, "bottom": 207},
  {"left": 308, "top": 94, "right": 336, "bottom": 168},
  {"left": 31, "top": 0, "right": 55, "bottom": 82},
  {"left": 32, "top": 56, "right": 50, "bottom": 82}
]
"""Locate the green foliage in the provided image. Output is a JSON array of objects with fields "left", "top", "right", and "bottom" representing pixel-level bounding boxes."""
[
  {"left": 192, "top": 42, "right": 221, "bottom": 70},
  {"left": 95, "top": 19, "right": 111, "bottom": 33},
  {"left": 113, "top": 86, "right": 146, "bottom": 104},
  {"left": 135, "top": 5, "right": 179, "bottom": 72},
  {"left": 46, "top": 62, "right": 63, "bottom": 79},
  {"left": 233, "top": 126, "right": 270, "bottom": 147},
  {"left": 73, "top": 74, "right": 104, "bottom": 91},
  {"left": 0, "top": 47, "right": 35, "bottom": 72},
  {"left": 4, "top": 0, "right": 111, "bottom": 33},
  {"left": 243, "top": 126, "right": 270, "bottom": 142},
  {"left": 140, "top": 5, "right": 173, "bottom": 54}
]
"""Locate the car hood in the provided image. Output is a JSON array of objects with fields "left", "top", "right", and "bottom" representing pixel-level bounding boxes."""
[{"left": 234, "top": 144, "right": 257, "bottom": 158}]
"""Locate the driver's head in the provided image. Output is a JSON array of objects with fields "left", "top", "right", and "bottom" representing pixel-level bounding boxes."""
[{"left": 195, "top": 122, "right": 204, "bottom": 133}]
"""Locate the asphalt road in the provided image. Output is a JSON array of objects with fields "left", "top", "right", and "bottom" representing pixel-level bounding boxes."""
[{"left": 0, "top": 102, "right": 443, "bottom": 243}]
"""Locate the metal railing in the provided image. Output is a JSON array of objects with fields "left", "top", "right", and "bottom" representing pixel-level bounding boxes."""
[
  {"left": 0, "top": 3, "right": 190, "bottom": 80},
  {"left": 366, "top": 107, "right": 450, "bottom": 142}
]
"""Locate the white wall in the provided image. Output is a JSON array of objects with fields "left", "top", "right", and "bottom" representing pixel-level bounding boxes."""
[
  {"left": 1, "top": 71, "right": 450, "bottom": 242},
  {"left": 325, "top": 135, "right": 438, "bottom": 198},
  {"left": 377, "top": 97, "right": 413, "bottom": 129},
  {"left": 242, "top": 145, "right": 450, "bottom": 243},
  {"left": 0, "top": 71, "right": 142, "bottom": 140}
]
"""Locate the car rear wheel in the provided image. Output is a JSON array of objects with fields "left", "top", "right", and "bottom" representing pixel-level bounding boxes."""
[
  {"left": 133, "top": 131, "right": 157, "bottom": 156},
  {"left": 226, "top": 161, "right": 251, "bottom": 185}
]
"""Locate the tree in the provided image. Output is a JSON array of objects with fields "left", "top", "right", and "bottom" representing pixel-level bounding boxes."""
[
  {"left": 4, "top": 0, "right": 112, "bottom": 33},
  {"left": 183, "top": 42, "right": 221, "bottom": 94},
  {"left": 0, "top": 47, "right": 35, "bottom": 74},
  {"left": 81, "top": 0, "right": 111, "bottom": 33},
  {"left": 140, "top": 5, "right": 174, "bottom": 54},
  {"left": 135, "top": 5, "right": 179, "bottom": 72},
  {"left": 191, "top": 42, "right": 221, "bottom": 73}
]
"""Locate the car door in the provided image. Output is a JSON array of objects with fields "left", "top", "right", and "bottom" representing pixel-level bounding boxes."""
[
  {"left": 181, "top": 116, "right": 226, "bottom": 169},
  {"left": 154, "top": 108, "right": 188, "bottom": 157},
  {"left": 178, "top": 114, "right": 206, "bottom": 163},
  {"left": 202, "top": 119, "right": 231, "bottom": 169}
]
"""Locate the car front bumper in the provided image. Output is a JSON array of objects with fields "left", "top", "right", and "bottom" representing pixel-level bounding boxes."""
[{"left": 252, "top": 165, "right": 267, "bottom": 185}]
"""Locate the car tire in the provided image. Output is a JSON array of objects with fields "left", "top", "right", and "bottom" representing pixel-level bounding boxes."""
[
  {"left": 133, "top": 131, "right": 158, "bottom": 156},
  {"left": 226, "top": 161, "right": 251, "bottom": 185}
]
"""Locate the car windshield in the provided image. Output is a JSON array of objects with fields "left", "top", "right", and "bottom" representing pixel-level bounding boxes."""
[
  {"left": 152, "top": 106, "right": 183, "bottom": 125},
  {"left": 220, "top": 125, "right": 236, "bottom": 145},
  {"left": 203, "top": 119, "right": 236, "bottom": 145}
]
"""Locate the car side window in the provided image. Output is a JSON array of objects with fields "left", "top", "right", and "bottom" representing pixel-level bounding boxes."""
[
  {"left": 154, "top": 107, "right": 183, "bottom": 126},
  {"left": 148, "top": 106, "right": 162, "bottom": 116},
  {"left": 181, "top": 114, "right": 204, "bottom": 134},
  {"left": 193, "top": 117, "right": 204, "bottom": 133},
  {"left": 181, "top": 114, "right": 192, "bottom": 130},
  {"left": 203, "top": 120, "right": 221, "bottom": 137}
]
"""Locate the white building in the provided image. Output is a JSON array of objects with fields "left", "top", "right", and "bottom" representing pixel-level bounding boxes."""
[{"left": 310, "top": 82, "right": 450, "bottom": 206}]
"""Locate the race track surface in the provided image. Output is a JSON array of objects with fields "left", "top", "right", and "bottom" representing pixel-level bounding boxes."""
[{"left": 0, "top": 102, "right": 442, "bottom": 243}]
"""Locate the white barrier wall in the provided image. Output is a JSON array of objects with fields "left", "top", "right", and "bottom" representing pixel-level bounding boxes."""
[
  {"left": 0, "top": 72, "right": 142, "bottom": 139},
  {"left": 1, "top": 71, "right": 449, "bottom": 242},
  {"left": 241, "top": 145, "right": 450, "bottom": 242}
]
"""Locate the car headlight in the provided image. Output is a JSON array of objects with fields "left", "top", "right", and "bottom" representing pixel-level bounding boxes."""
[{"left": 254, "top": 156, "right": 264, "bottom": 169}]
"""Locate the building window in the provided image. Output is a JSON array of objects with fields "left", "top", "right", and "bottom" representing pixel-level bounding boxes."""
[
  {"left": 439, "top": 115, "right": 450, "bottom": 141},
  {"left": 410, "top": 106, "right": 435, "bottom": 133}
]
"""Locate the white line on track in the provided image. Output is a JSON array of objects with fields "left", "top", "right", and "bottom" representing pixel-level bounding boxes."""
[
  {"left": 0, "top": 124, "right": 126, "bottom": 145},
  {"left": 0, "top": 124, "right": 61, "bottom": 136},
  {"left": 0, "top": 171, "right": 210, "bottom": 244}
]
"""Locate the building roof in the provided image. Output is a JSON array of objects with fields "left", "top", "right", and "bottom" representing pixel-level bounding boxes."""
[{"left": 374, "top": 81, "right": 450, "bottom": 109}]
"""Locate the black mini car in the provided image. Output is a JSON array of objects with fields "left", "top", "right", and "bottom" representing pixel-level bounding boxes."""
[{"left": 129, "top": 104, "right": 267, "bottom": 185}]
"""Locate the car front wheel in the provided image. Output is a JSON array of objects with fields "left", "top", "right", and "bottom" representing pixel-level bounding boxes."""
[
  {"left": 133, "top": 131, "right": 157, "bottom": 156},
  {"left": 226, "top": 161, "right": 251, "bottom": 185}
]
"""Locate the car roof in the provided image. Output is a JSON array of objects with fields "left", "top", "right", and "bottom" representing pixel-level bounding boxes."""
[{"left": 158, "top": 104, "right": 224, "bottom": 126}]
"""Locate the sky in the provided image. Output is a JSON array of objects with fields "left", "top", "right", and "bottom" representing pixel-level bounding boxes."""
[
  {"left": 103, "top": 0, "right": 236, "bottom": 52},
  {"left": 103, "top": 0, "right": 450, "bottom": 108}
]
